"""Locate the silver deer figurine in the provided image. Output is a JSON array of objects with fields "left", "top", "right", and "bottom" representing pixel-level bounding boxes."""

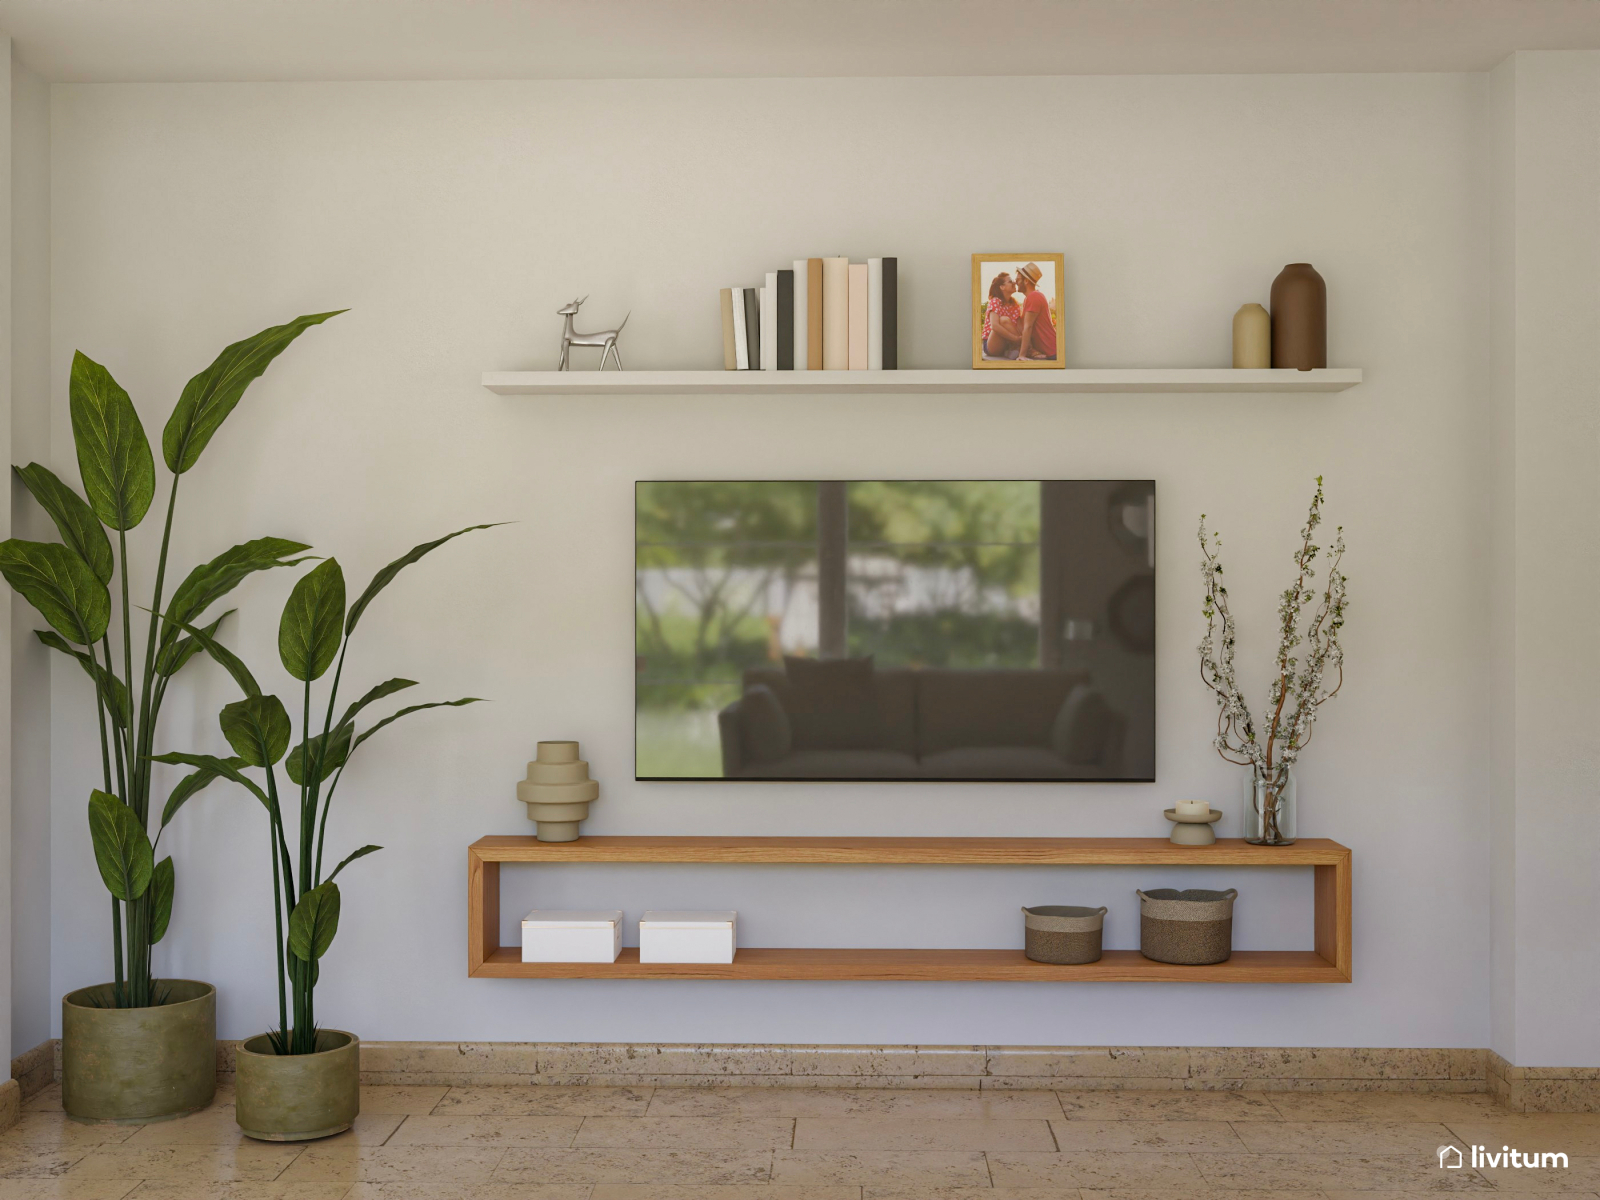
[{"left": 557, "top": 296, "right": 629, "bottom": 371}]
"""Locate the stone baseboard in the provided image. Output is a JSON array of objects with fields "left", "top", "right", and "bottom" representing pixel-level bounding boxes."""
[
  {"left": 10, "top": 1039, "right": 56, "bottom": 1103},
  {"left": 1490, "top": 1049, "right": 1600, "bottom": 1113}
]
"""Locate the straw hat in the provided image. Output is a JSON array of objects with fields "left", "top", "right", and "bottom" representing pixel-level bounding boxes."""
[{"left": 1017, "top": 262, "right": 1043, "bottom": 284}]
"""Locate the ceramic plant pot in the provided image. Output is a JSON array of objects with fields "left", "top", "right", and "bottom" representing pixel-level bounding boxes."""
[
  {"left": 1269, "top": 263, "right": 1327, "bottom": 370},
  {"left": 516, "top": 740, "right": 599, "bottom": 842},
  {"left": 61, "top": 979, "right": 216, "bottom": 1124},
  {"left": 235, "top": 1029, "right": 360, "bottom": 1141}
]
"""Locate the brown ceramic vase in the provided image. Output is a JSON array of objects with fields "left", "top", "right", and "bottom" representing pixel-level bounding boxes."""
[{"left": 1269, "top": 263, "right": 1326, "bottom": 370}]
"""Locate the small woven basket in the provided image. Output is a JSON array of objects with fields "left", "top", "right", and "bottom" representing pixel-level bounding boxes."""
[
  {"left": 1022, "top": 905, "right": 1107, "bottom": 965},
  {"left": 1137, "top": 888, "right": 1236, "bottom": 965}
]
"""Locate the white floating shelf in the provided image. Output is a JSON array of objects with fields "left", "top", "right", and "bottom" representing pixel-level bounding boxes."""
[{"left": 482, "top": 368, "right": 1361, "bottom": 396}]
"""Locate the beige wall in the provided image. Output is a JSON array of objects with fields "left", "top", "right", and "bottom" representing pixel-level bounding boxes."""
[{"left": 25, "top": 69, "right": 1514, "bottom": 1048}]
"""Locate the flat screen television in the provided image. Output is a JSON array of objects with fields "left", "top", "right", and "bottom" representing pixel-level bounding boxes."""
[{"left": 636, "top": 480, "right": 1155, "bottom": 782}]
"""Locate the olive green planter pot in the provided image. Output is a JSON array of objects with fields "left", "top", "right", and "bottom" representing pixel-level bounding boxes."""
[
  {"left": 235, "top": 1030, "right": 360, "bottom": 1141},
  {"left": 61, "top": 979, "right": 216, "bottom": 1124}
]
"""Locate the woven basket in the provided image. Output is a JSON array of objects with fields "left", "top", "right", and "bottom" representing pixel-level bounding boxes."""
[
  {"left": 1137, "top": 888, "right": 1236, "bottom": 965},
  {"left": 1022, "top": 905, "right": 1107, "bottom": 965}
]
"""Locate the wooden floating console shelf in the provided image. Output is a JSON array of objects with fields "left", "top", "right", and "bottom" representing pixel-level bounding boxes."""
[
  {"left": 482, "top": 368, "right": 1362, "bottom": 396},
  {"left": 468, "top": 836, "right": 1352, "bottom": 983}
]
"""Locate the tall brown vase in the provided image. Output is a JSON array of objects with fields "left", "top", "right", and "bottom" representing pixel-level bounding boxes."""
[{"left": 1269, "top": 263, "right": 1326, "bottom": 370}]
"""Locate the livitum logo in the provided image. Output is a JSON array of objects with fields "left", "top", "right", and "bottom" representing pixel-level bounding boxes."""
[{"left": 1438, "top": 1143, "right": 1569, "bottom": 1170}]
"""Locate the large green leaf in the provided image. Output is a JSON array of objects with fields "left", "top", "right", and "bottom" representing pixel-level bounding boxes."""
[
  {"left": 68, "top": 351, "right": 155, "bottom": 532},
  {"left": 285, "top": 721, "right": 353, "bottom": 787},
  {"left": 0, "top": 540, "right": 110, "bottom": 645},
  {"left": 154, "top": 610, "right": 230, "bottom": 678},
  {"left": 12, "top": 463, "right": 114, "bottom": 584},
  {"left": 88, "top": 790, "right": 153, "bottom": 902},
  {"left": 220, "top": 694, "right": 291, "bottom": 768},
  {"left": 160, "top": 756, "right": 246, "bottom": 829},
  {"left": 287, "top": 881, "right": 340, "bottom": 962},
  {"left": 163, "top": 311, "right": 346, "bottom": 474},
  {"left": 344, "top": 524, "right": 501, "bottom": 636},
  {"left": 279, "top": 558, "right": 345, "bottom": 682},
  {"left": 148, "top": 857, "right": 175, "bottom": 944},
  {"left": 149, "top": 752, "right": 269, "bottom": 811},
  {"left": 161, "top": 537, "right": 312, "bottom": 650},
  {"left": 35, "top": 630, "right": 130, "bottom": 727},
  {"left": 337, "top": 677, "right": 417, "bottom": 729},
  {"left": 152, "top": 610, "right": 260, "bottom": 697},
  {"left": 326, "top": 844, "right": 381, "bottom": 883},
  {"left": 350, "top": 697, "right": 484, "bottom": 755}
]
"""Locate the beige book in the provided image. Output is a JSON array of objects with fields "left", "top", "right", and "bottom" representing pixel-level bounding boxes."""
[
  {"left": 719, "top": 288, "right": 736, "bottom": 370},
  {"left": 823, "top": 256, "right": 849, "bottom": 370},
  {"left": 807, "top": 258, "right": 824, "bottom": 369},
  {"left": 848, "top": 263, "right": 868, "bottom": 370}
]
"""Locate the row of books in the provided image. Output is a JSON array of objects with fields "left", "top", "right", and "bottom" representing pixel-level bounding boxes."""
[{"left": 719, "top": 257, "right": 898, "bottom": 371}]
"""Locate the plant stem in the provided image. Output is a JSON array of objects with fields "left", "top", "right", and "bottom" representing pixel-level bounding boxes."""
[
  {"left": 132, "top": 477, "right": 181, "bottom": 821},
  {"left": 110, "top": 899, "right": 124, "bottom": 1006}
]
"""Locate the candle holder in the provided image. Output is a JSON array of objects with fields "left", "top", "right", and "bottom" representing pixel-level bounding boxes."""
[{"left": 1164, "top": 807, "right": 1222, "bottom": 846}]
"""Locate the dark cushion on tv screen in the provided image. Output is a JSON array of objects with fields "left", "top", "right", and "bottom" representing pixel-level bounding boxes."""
[
  {"left": 920, "top": 745, "right": 1094, "bottom": 780},
  {"left": 730, "top": 749, "right": 918, "bottom": 779},
  {"left": 739, "top": 684, "right": 792, "bottom": 763},
  {"left": 1052, "top": 685, "right": 1113, "bottom": 765},
  {"left": 915, "top": 669, "right": 1083, "bottom": 755},
  {"left": 783, "top": 655, "right": 885, "bottom": 750}
]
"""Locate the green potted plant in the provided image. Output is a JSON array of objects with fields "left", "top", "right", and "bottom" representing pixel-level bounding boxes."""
[
  {"left": 0, "top": 312, "right": 341, "bottom": 1122},
  {"left": 155, "top": 525, "right": 491, "bottom": 1140}
]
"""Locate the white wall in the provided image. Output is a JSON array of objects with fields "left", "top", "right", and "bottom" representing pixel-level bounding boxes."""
[
  {"left": 9, "top": 45, "right": 50, "bottom": 1059},
  {"left": 35, "top": 72, "right": 1501, "bottom": 1047}
]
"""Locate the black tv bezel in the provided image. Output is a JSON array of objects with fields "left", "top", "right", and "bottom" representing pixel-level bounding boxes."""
[{"left": 634, "top": 478, "right": 1156, "bottom": 784}]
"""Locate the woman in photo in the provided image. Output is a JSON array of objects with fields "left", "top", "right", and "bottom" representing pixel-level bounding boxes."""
[{"left": 983, "top": 271, "right": 1022, "bottom": 359}]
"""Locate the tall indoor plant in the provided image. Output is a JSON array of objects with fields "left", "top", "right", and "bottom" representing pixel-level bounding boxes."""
[
  {"left": 155, "top": 525, "right": 491, "bottom": 1140},
  {"left": 1197, "top": 477, "right": 1349, "bottom": 844},
  {"left": 0, "top": 312, "right": 341, "bottom": 1122}
]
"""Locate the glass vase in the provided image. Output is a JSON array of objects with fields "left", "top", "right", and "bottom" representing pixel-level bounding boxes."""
[{"left": 1244, "top": 765, "right": 1296, "bottom": 845}]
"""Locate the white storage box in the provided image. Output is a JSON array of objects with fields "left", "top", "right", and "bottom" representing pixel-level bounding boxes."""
[
  {"left": 521, "top": 910, "right": 622, "bottom": 963},
  {"left": 638, "top": 910, "right": 738, "bottom": 964}
]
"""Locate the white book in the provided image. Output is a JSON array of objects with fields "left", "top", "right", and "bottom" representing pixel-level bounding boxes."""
[
  {"left": 868, "top": 258, "right": 884, "bottom": 370},
  {"left": 792, "top": 259, "right": 809, "bottom": 372},
  {"left": 731, "top": 287, "right": 749, "bottom": 370},
  {"left": 763, "top": 273, "right": 779, "bottom": 370}
]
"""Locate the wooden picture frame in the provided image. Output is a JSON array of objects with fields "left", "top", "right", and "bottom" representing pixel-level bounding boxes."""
[{"left": 972, "top": 253, "right": 1066, "bottom": 369}]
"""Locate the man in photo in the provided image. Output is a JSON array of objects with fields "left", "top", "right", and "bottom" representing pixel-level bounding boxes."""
[{"left": 1015, "top": 262, "right": 1058, "bottom": 361}]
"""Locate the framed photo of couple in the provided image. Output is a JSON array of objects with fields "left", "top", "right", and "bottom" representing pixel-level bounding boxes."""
[{"left": 972, "top": 253, "right": 1065, "bottom": 369}]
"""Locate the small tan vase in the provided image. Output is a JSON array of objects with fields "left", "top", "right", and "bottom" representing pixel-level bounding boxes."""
[
  {"left": 1231, "top": 303, "right": 1270, "bottom": 368},
  {"left": 235, "top": 1030, "right": 360, "bottom": 1141},
  {"left": 517, "top": 740, "right": 599, "bottom": 842},
  {"left": 61, "top": 979, "right": 216, "bottom": 1124}
]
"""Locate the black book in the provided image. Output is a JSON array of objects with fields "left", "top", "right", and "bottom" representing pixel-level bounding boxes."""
[
  {"left": 882, "top": 257, "right": 898, "bottom": 370},
  {"left": 743, "top": 287, "right": 761, "bottom": 371},
  {"left": 776, "top": 270, "right": 794, "bottom": 370}
]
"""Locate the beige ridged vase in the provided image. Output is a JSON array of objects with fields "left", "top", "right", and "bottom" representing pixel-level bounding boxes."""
[{"left": 517, "top": 741, "right": 599, "bottom": 842}]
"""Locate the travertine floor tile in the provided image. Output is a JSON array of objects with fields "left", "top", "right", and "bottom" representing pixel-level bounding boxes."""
[
  {"left": 770, "top": 1150, "right": 990, "bottom": 1186},
  {"left": 1056, "top": 1089, "right": 1281, "bottom": 1121},
  {"left": 1478, "top": 1153, "right": 1600, "bottom": 1190},
  {"left": 493, "top": 1147, "right": 772, "bottom": 1185},
  {"left": 574, "top": 1117, "right": 795, "bottom": 1149},
  {"left": 0, "top": 1117, "right": 138, "bottom": 1149},
  {"left": 124, "top": 1184, "right": 350, "bottom": 1199},
  {"left": 341, "top": 1185, "right": 589, "bottom": 1200},
  {"left": 18, "top": 1089, "right": 61, "bottom": 1115},
  {"left": 1195, "top": 1151, "right": 1495, "bottom": 1191},
  {"left": 277, "top": 1145, "right": 503, "bottom": 1184},
  {"left": 125, "top": 1112, "right": 401, "bottom": 1147},
  {"left": 65, "top": 1144, "right": 303, "bottom": 1183},
  {"left": 383, "top": 1115, "right": 582, "bottom": 1147},
  {"left": 0, "top": 1181, "right": 143, "bottom": 1199},
  {"left": 1265, "top": 1091, "right": 1505, "bottom": 1122},
  {"left": 435, "top": 1086, "right": 651, "bottom": 1116},
  {"left": 795, "top": 1117, "right": 1054, "bottom": 1152},
  {"left": 648, "top": 1086, "right": 1061, "bottom": 1119},
  {"left": 590, "top": 1188, "right": 860, "bottom": 1200},
  {"left": 1230, "top": 1120, "right": 1461, "bottom": 1155},
  {"left": 355, "top": 1087, "right": 449, "bottom": 1115},
  {"left": 1079, "top": 1191, "right": 1330, "bottom": 1200},
  {"left": 865, "top": 1189, "right": 1086, "bottom": 1199},
  {"left": 1323, "top": 1192, "right": 1598, "bottom": 1200},
  {"left": 1446, "top": 1116, "right": 1600, "bottom": 1157},
  {"left": 1048, "top": 1119, "right": 1248, "bottom": 1152},
  {"left": 987, "top": 1149, "right": 1207, "bottom": 1189}
]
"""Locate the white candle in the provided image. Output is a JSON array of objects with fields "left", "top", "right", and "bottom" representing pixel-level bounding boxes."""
[{"left": 1175, "top": 800, "right": 1210, "bottom": 818}]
